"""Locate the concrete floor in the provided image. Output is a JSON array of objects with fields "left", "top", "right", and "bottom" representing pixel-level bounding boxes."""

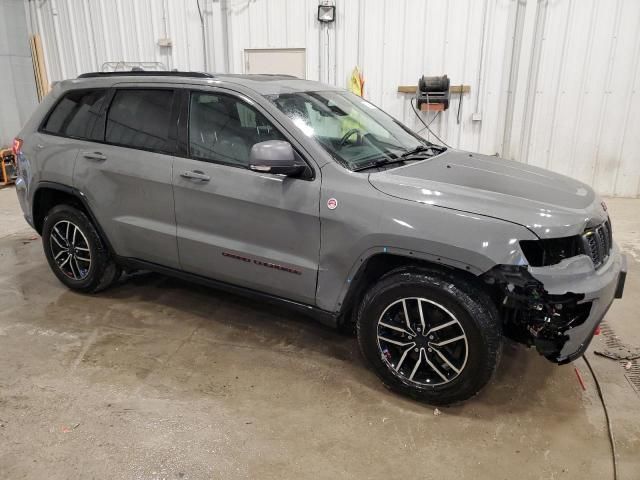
[{"left": 0, "top": 186, "right": 638, "bottom": 480}]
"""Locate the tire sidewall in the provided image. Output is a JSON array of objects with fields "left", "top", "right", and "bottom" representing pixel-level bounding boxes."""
[
  {"left": 357, "top": 271, "right": 500, "bottom": 403},
  {"left": 42, "top": 205, "right": 108, "bottom": 292}
]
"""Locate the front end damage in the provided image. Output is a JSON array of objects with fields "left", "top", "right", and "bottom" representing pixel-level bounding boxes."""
[
  {"left": 483, "top": 247, "right": 626, "bottom": 364},
  {"left": 484, "top": 266, "right": 591, "bottom": 363}
]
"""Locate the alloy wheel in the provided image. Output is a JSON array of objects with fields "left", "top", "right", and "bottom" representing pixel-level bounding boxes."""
[
  {"left": 49, "top": 220, "right": 92, "bottom": 280},
  {"left": 376, "top": 297, "right": 468, "bottom": 386}
]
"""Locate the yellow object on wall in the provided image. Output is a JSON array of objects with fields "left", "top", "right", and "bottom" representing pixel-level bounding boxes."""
[{"left": 348, "top": 67, "right": 365, "bottom": 97}]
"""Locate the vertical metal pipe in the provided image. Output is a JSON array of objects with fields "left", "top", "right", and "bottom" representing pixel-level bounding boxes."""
[
  {"left": 114, "top": 0, "right": 127, "bottom": 63},
  {"left": 519, "top": 0, "right": 549, "bottom": 166},
  {"left": 502, "top": 0, "right": 527, "bottom": 159},
  {"left": 66, "top": 0, "right": 83, "bottom": 75},
  {"left": 474, "top": 0, "right": 489, "bottom": 115},
  {"left": 49, "top": 0, "right": 67, "bottom": 79},
  {"left": 162, "top": 0, "right": 169, "bottom": 38},
  {"left": 196, "top": 0, "right": 208, "bottom": 71},
  {"left": 98, "top": 0, "right": 112, "bottom": 66},
  {"left": 83, "top": 0, "right": 99, "bottom": 71},
  {"left": 220, "top": 0, "right": 230, "bottom": 72}
]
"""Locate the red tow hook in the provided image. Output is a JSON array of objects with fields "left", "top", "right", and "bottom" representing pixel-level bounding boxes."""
[{"left": 594, "top": 325, "right": 601, "bottom": 336}]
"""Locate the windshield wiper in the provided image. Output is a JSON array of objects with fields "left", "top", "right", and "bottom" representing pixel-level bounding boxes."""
[
  {"left": 400, "top": 144, "right": 445, "bottom": 158},
  {"left": 352, "top": 157, "right": 415, "bottom": 172},
  {"left": 353, "top": 144, "right": 446, "bottom": 172},
  {"left": 400, "top": 145, "right": 430, "bottom": 158}
]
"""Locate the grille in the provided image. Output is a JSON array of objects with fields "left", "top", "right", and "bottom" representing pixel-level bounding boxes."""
[{"left": 581, "top": 219, "right": 612, "bottom": 269}]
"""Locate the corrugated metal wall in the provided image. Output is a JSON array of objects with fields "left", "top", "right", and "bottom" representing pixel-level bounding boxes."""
[
  {"left": 0, "top": 0, "right": 38, "bottom": 147},
  {"left": 518, "top": 0, "right": 640, "bottom": 197},
  {"left": 25, "top": 0, "right": 640, "bottom": 197}
]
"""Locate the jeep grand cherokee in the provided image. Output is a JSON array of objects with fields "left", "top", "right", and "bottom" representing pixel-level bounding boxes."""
[{"left": 13, "top": 71, "right": 626, "bottom": 404}]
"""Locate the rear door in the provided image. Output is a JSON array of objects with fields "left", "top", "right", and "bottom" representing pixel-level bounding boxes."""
[
  {"left": 172, "top": 89, "right": 321, "bottom": 304},
  {"left": 73, "top": 86, "right": 180, "bottom": 268},
  {"left": 34, "top": 88, "right": 110, "bottom": 189}
]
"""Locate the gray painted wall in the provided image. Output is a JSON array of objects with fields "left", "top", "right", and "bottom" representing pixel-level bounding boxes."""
[{"left": 0, "top": 0, "right": 38, "bottom": 147}]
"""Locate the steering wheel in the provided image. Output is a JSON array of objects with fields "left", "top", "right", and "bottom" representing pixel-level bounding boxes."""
[{"left": 339, "top": 128, "right": 362, "bottom": 146}]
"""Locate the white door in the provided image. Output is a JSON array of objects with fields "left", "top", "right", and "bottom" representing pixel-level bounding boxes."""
[{"left": 244, "top": 48, "right": 306, "bottom": 78}]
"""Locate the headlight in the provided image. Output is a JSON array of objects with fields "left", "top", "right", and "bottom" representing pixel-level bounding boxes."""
[{"left": 519, "top": 236, "right": 582, "bottom": 267}]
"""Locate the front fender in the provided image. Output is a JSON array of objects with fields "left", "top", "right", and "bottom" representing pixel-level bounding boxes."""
[{"left": 315, "top": 163, "right": 537, "bottom": 312}]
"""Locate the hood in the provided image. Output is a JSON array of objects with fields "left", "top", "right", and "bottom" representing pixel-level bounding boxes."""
[{"left": 368, "top": 150, "right": 608, "bottom": 239}]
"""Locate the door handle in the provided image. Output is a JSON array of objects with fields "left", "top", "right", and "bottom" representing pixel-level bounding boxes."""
[
  {"left": 181, "top": 170, "right": 210, "bottom": 182},
  {"left": 82, "top": 151, "right": 107, "bottom": 161}
]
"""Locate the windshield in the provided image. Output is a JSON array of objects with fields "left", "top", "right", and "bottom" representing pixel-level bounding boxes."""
[{"left": 267, "top": 91, "right": 434, "bottom": 170}]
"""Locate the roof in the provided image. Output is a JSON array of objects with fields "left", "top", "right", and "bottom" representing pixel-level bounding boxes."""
[
  {"left": 68, "top": 71, "right": 342, "bottom": 96},
  {"left": 214, "top": 74, "right": 342, "bottom": 95}
]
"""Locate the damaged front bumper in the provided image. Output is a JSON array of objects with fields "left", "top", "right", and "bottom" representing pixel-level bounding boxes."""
[{"left": 487, "top": 243, "right": 627, "bottom": 364}]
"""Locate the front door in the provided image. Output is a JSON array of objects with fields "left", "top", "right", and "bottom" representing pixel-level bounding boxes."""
[{"left": 172, "top": 89, "right": 320, "bottom": 304}]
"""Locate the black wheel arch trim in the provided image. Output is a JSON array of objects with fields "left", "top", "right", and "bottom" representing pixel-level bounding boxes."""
[
  {"left": 336, "top": 249, "right": 486, "bottom": 325},
  {"left": 32, "top": 181, "right": 116, "bottom": 255}
]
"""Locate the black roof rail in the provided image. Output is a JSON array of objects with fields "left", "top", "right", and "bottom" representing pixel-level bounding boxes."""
[
  {"left": 250, "top": 73, "right": 298, "bottom": 78},
  {"left": 77, "top": 71, "right": 214, "bottom": 79}
]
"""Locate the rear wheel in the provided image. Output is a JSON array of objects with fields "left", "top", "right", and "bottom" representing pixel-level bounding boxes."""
[
  {"left": 42, "top": 204, "right": 120, "bottom": 293},
  {"left": 357, "top": 268, "right": 502, "bottom": 405}
]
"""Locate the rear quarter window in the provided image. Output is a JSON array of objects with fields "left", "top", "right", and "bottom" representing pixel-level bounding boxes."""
[{"left": 42, "top": 89, "right": 108, "bottom": 141}]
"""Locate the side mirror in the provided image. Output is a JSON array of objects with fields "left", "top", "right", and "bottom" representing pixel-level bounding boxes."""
[{"left": 249, "top": 140, "right": 307, "bottom": 177}]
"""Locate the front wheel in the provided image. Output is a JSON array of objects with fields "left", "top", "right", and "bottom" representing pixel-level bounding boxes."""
[{"left": 357, "top": 268, "right": 502, "bottom": 405}]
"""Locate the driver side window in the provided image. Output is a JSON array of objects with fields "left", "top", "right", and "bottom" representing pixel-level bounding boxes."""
[{"left": 188, "top": 92, "right": 285, "bottom": 167}]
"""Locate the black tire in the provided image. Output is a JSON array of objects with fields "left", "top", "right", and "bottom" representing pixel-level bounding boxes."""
[
  {"left": 357, "top": 267, "right": 502, "bottom": 405},
  {"left": 42, "top": 204, "right": 121, "bottom": 293}
]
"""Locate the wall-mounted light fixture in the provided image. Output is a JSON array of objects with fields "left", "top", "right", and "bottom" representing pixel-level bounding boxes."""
[{"left": 317, "top": 5, "right": 336, "bottom": 23}]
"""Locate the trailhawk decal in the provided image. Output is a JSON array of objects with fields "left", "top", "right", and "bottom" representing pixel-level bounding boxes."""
[{"left": 222, "top": 252, "right": 302, "bottom": 275}]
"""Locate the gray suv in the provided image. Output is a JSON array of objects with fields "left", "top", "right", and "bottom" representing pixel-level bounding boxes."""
[{"left": 13, "top": 72, "right": 626, "bottom": 404}]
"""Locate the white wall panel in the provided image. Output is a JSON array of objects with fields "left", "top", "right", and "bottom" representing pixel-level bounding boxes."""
[
  {"left": 519, "top": 0, "right": 640, "bottom": 196},
  {"left": 0, "top": 0, "right": 38, "bottom": 146},
  {"left": 25, "top": 0, "right": 640, "bottom": 197}
]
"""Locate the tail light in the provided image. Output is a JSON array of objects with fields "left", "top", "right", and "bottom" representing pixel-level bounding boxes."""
[{"left": 12, "top": 138, "right": 23, "bottom": 156}]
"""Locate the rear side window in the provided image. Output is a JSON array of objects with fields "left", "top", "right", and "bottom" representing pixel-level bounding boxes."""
[
  {"left": 42, "top": 89, "right": 107, "bottom": 140},
  {"left": 106, "top": 89, "right": 175, "bottom": 154}
]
